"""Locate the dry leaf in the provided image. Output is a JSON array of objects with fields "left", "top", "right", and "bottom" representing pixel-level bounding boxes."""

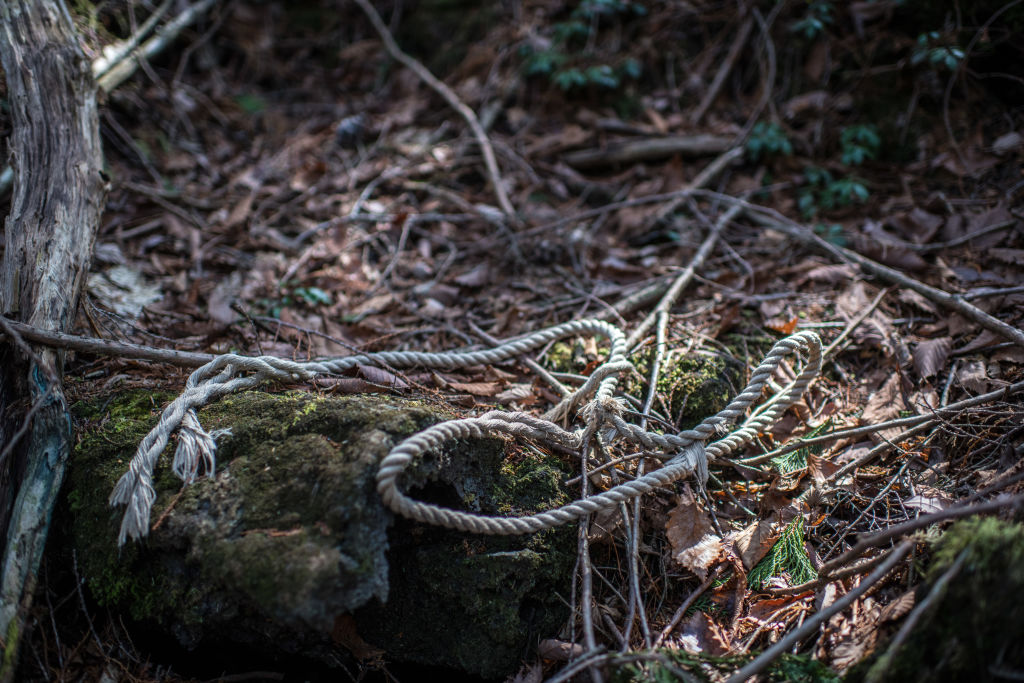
[
  {"left": 448, "top": 381, "right": 503, "bottom": 396},
  {"left": 727, "top": 518, "right": 779, "bottom": 571},
  {"left": 495, "top": 383, "right": 534, "bottom": 404},
  {"left": 767, "top": 316, "right": 800, "bottom": 335},
  {"left": 861, "top": 372, "right": 905, "bottom": 424},
  {"left": 454, "top": 263, "right": 491, "bottom": 288},
  {"left": 803, "top": 264, "right": 857, "bottom": 283},
  {"left": 912, "top": 337, "right": 951, "bottom": 379},
  {"left": 897, "top": 288, "right": 938, "bottom": 314},
  {"left": 357, "top": 364, "right": 409, "bottom": 388},
  {"left": 957, "top": 359, "right": 989, "bottom": 393},
  {"left": 678, "top": 611, "right": 732, "bottom": 656},
  {"left": 879, "top": 590, "right": 916, "bottom": 624},
  {"left": 666, "top": 485, "right": 721, "bottom": 579},
  {"left": 808, "top": 453, "right": 841, "bottom": 487},
  {"left": 957, "top": 329, "right": 1002, "bottom": 355},
  {"left": 904, "top": 487, "right": 952, "bottom": 513},
  {"left": 332, "top": 614, "right": 384, "bottom": 660},
  {"left": 538, "top": 639, "right": 584, "bottom": 662}
]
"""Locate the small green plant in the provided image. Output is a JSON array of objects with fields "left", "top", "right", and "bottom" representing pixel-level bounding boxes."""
[
  {"left": 912, "top": 32, "right": 965, "bottom": 71},
  {"left": 771, "top": 419, "right": 833, "bottom": 474},
  {"left": 255, "top": 284, "right": 332, "bottom": 318},
  {"left": 813, "top": 223, "right": 846, "bottom": 246},
  {"left": 840, "top": 124, "right": 881, "bottom": 165},
  {"left": 234, "top": 93, "right": 267, "bottom": 115},
  {"left": 790, "top": 0, "right": 833, "bottom": 39},
  {"left": 519, "top": 0, "right": 645, "bottom": 92},
  {"left": 748, "top": 517, "right": 817, "bottom": 590},
  {"left": 746, "top": 121, "right": 793, "bottom": 162},
  {"left": 798, "top": 165, "right": 869, "bottom": 217}
]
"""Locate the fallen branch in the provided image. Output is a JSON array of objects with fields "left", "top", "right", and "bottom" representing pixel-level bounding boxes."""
[
  {"left": 562, "top": 134, "right": 733, "bottom": 170},
  {"left": 0, "top": 316, "right": 213, "bottom": 368},
  {"left": 728, "top": 196, "right": 1024, "bottom": 349},
  {"left": 352, "top": 0, "right": 517, "bottom": 223},
  {"left": 864, "top": 548, "right": 968, "bottom": 683},
  {"left": 95, "top": 0, "right": 217, "bottom": 93}
]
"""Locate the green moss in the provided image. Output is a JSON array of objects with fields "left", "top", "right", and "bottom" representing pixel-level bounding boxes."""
[
  {"left": 64, "top": 389, "right": 577, "bottom": 676},
  {"left": 853, "top": 518, "right": 1024, "bottom": 682},
  {"left": 545, "top": 341, "right": 579, "bottom": 373},
  {"left": 629, "top": 351, "right": 741, "bottom": 428}
]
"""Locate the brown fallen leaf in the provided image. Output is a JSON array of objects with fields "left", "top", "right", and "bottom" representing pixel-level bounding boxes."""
[
  {"left": 912, "top": 337, "right": 952, "bottom": 380},
  {"left": 727, "top": 518, "right": 779, "bottom": 571},
  {"left": 956, "top": 359, "right": 989, "bottom": 393},
  {"left": 495, "top": 383, "right": 535, "bottom": 404},
  {"left": 447, "top": 381, "right": 503, "bottom": 396},
  {"left": 678, "top": 611, "right": 732, "bottom": 656},
  {"left": 666, "top": 484, "right": 722, "bottom": 580},
  {"left": 357, "top": 363, "right": 409, "bottom": 388}
]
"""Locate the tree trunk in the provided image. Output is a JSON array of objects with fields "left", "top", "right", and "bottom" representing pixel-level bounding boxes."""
[{"left": 0, "top": 1, "right": 106, "bottom": 677}]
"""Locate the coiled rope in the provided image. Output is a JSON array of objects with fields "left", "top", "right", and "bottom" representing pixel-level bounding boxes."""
[{"left": 110, "top": 319, "right": 821, "bottom": 545}]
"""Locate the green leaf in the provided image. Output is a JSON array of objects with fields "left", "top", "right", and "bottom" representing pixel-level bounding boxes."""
[
  {"left": 294, "top": 286, "right": 332, "bottom": 306},
  {"left": 748, "top": 517, "right": 817, "bottom": 590},
  {"left": 235, "top": 93, "right": 267, "bottom": 115}
]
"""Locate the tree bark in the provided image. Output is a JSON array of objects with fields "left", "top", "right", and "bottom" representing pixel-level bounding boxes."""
[{"left": 0, "top": 1, "right": 106, "bottom": 677}]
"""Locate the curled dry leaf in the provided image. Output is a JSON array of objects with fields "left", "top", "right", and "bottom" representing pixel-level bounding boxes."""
[
  {"left": 861, "top": 372, "right": 907, "bottom": 430},
  {"left": 836, "top": 281, "right": 894, "bottom": 354},
  {"left": 447, "top": 381, "right": 503, "bottom": 396},
  {"left": 666, "top": 484, "right": 722, "bottom": 580},
  {"left": 537, "top": 639, "right": 584, "bottom": 662},
  {"left": 357, "top": 363, "right": 409, "bottom": 388},
  {"left": 678, "top": 611, "right": 732, "bottom": 656},
  {"left": 728, "top": 518, "right": 779, "bottom": 571}
]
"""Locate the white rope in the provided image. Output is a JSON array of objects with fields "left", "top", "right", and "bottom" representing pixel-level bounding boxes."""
[{"left": 109, "top": 319, "right": 821, "bottom": 545}]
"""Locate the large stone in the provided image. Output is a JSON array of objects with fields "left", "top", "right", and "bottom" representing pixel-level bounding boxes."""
[{"left": 62, "top": 390, "right": 576, "bottom": 679}]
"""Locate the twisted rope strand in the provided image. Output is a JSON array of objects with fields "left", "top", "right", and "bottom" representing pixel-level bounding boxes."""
[{"left": 109, "top": 318, "right": 822, "bottom": 545}]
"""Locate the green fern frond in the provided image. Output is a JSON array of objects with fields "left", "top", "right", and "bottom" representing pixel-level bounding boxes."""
[
  {"left": 748, "top": 517, "right": 817, "bottom": 590},
  {"left": 771, "top": 419, "right": 833, "bottom": 474}
]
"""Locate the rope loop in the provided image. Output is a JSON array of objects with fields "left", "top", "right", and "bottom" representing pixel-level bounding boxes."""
[{"left": 110, "top": 319, "right": 822, "bottom": 545}]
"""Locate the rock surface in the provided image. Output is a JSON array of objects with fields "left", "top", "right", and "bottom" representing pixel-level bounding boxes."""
[{"left": 63, "top": 390, "right": 576, "bottom": 678}]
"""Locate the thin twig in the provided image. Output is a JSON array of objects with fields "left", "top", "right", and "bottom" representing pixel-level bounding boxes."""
[
  {"left": 691, "top": 14, "right": 753, "bottom": 124},
  {"left": 823, "top": 287, "right": 890, "bottom": 359},
  {"left": 739, "top": 378, "right": 1024, "bottom": 467},
  {"left": 626, "top": 201, "right": 744, "bottom": 348},
  {"left": 576, "top": 438, "right": 605, "bottom": 683},
  {"left": 818, "top": 492, "right": 1024, "bottom": 578},
  {"left": 96, "top": 0, "right": 217, "bottom": 92},
  {"left": 352, "top": 0, "right": 517, "bottom": 222},
  {"left": 653, "top": 567, "right": 721, "bottom": 647},
  {"left": 90, "top": 0, "right": 173, "bottom": 80}
]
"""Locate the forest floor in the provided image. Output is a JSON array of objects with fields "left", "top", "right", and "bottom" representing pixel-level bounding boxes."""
[{"left": 5, "top": 1, "right": 1024, "bottom": 681}]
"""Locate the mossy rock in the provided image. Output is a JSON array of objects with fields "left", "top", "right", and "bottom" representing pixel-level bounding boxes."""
[
  {"left": 628, "top": 351, "right": 742, "bottom": 429},
  {"left": 850, "top": 517, "right": 1024, "bottom": 683},
  {"left": 61, "top": 390, "right": 576, "bottom": 679}
]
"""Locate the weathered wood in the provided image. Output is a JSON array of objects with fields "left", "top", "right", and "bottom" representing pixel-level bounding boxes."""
[{"left": 0, "top": 1, "right": 106, "bottom": 677}]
